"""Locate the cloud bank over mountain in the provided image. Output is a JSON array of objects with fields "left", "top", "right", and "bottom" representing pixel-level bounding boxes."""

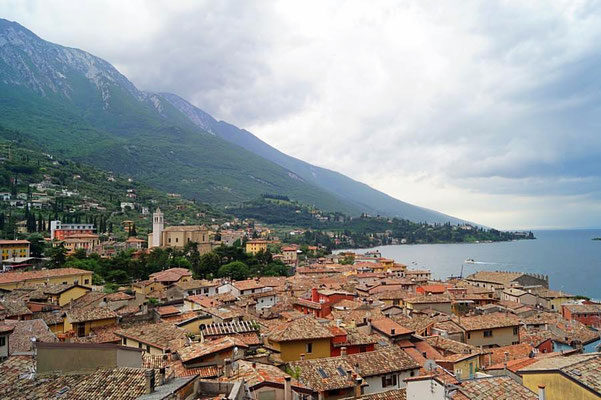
[{"left": 4, "top": 0, "right": 601, "bottom": 229}]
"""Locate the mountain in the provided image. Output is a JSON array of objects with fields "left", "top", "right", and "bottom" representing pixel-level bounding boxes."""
[
  {"left": 0, "top": 18, "right": 464, "bottom": 224},
  {"left": 159, "top": 93, "right": 466, "bottom": 224}
]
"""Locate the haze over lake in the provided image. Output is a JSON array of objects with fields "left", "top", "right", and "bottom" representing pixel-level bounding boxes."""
[{"left": 338, "top": 230, "right": 601, "bottom": 299}]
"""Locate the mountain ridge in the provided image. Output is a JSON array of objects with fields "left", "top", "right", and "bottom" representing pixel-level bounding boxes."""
[{"left": 0, "top": 18, "right": 466, "bottom": 224}]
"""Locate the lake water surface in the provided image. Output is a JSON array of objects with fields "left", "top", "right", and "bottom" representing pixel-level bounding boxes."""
[{"left": 337, "top": 229, "right": 601, "bottom": 299}]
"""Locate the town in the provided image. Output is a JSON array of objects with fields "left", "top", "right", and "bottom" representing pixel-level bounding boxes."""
[{"left": 0, "top": 206, "right": 599, "bottom": 400}]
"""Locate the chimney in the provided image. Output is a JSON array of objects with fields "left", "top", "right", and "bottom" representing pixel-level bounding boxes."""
[
  {"left": 284, "top": 376, "right": 292, "bottom": 400},
  {"left": 354, "top": 377, "right": 363, "bottom": 399},
  {"left": 144, "top": 369, "right": 155, "bottom": 394},
  {"left": 538, "top": 385, "right": 546, "bottom": 400},
  {"left": 158, "top": 367, "right": 165, "bottom": 385},
  {"left": 367, "top": 319, "right": 372, "bottom": 334},
  {"left": 252, "top": 362, "right": 257, "bottom": 369},
  {"left": 224, "top": 358, "right": 233, "bottom": 378},
  {"left": 341, "top": 347, "right": 347, "bottom": 356},
  {"left": 312, "top": 288, "right": 319, "bottom": 302},
  {"left": 391, "top": 328, "right": 395, "bottom": 335}
]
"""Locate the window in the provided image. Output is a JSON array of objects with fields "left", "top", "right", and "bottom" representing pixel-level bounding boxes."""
[
  {"left": 483, "top": 330, "right": 493, "bottom": 337},
  {"left": 512, "top": 341, "right": 520, "bottom": 345},
  {"left": 84, "top": 279, "right": 90, "bottom": 285},
  {"left": 147, "top": 345, "right": 151, "bottom": 352},
  {"left": 122, "top": 338, "right": 127, "bottom": 345},
  {"left": 306, "top": 342, "right": 313, "bottom": 354},
  {"left": 381, "top": 374, "right": 397, "bottom": 388},
  {"left": 138, "top": 342, "right": 143, "bottom": 349},
  {"left": 175, "top": 238, "right": 179, "bottom": 243},
  {"left": 513, "top": 327, "right": 519, "bottom": 335},
  {"left": 467, "top": 333, "right": 471, "bottom": 339},
  {"left": 0, "top": 337, "right": 5, "bottom": 347},
  {"left": 410, "top": 370, "right": 415, "bottom": 377},
  {"left": 77, "top": 324, "right": 85, "bottom": 337}
]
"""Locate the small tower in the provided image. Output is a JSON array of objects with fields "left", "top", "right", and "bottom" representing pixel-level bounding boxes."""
[{"left": 152, "top": 208, "right": 164, "bottom": 247}]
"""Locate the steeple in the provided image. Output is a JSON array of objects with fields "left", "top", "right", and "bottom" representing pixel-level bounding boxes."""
[{"left": 152, "top": 208, "right": 164, "bottom": 247}]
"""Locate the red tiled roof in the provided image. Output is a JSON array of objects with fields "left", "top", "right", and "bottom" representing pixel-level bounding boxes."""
[{"left": 0, "top": 268, "right": 91, "bottom": 284}]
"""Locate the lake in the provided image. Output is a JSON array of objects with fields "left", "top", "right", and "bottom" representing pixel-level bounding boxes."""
[{"left": 336, "top": 229, "right": 601, "bottom": 299}]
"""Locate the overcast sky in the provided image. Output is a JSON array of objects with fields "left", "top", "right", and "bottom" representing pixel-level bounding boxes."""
[{"left": 3, "top": 0, "right": 601, "bottom": 230}]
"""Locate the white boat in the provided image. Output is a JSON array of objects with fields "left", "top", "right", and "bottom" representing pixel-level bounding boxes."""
[{"left": 464, "top": 258, "right": 476, "bottom": 264}]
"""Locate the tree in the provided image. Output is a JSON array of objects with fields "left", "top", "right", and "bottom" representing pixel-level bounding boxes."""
[
  {"left": 129, "top": 223, "right": 137, "bottom": 237},
  {"left": 198, "top": 251, "right": 221, "bottom": 278},
  {"left": 217, "top": 261, "right": 250, "bottom": 280},
  {"left": 47, "top": 244, "right": 67, "bottom": 268},
  {"left": 27, "top": 233, "right": 46, "bottom": 257}
]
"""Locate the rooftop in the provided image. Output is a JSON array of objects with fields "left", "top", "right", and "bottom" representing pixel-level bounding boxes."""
[
  {"left": 116, "top": 323, "right": 187, "bottom": 351},
  {"left": 268, "top": 316, "right": 334, "bottom": 342},
  {"left": 0, "top": 268, "right": 91, "bottom": 284},
  {"left": 454, "top": 376, "right": 537, "bottom": 400}
]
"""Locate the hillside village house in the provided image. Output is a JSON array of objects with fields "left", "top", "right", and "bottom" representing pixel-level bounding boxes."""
[
  {"left": 50, "top": 221, "right": 95, "bottom": 240},
  {"left": 64, "top": 307, "right": 118, "bottom": 337},
  {"left": 246, "top": 239, "right": 269, "bottom": 255},
  {"left": 61, "top": 233, "right": 100, "bottom": 255},
  {"left": 0, "top": 240, "right": 30, "bottom": 260},
  {"left": 289, "top": 347, "right": 420, "bottom": 399},
  {"left": 562, "top": 303, "right": 601, "bottom": 327},
  {"left": 33, "top": 284, "right": 91, "bottom": 307},
  {"left": 0, "top": 268, "right": 93, "bottom": 291},
  {"left": 457, "top": 313, "right": 521, "bottom": 348},
  {"left": 267, "top": 317, "right": 334, "bottom": 362},
  {"left": 218, "top": 279, "right": 271, "bottom": 297},
  {"left": 294, "top": 288, "right": 356, "bottom": 318},
  {"left": 531, "top": 288, "right": 576, "bottom": 311},
  {"left": 520, "top": 353, "right": 601, "bottom": 400}
]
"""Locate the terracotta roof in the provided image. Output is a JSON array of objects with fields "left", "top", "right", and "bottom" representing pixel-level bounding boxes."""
[
  {"left": 355, "top": 389, "right": 406, "bottom": 400},
  {"left": 186, "top": 295, "right": 221, "bottom": 308},
  {"left": 149, "top": 268, "right": 192, "bottom": 283},
  {"left": 177, "top": 336, "right": 248, "bottom": 364},
  {"left": 232, "top": 279, "right": 265, "bottom": 291},
  {"left": 157, "top": 305, "right": 180, "bottom": 316},
  {"left": 487, "top": 343, "right": 534, "bottom": 366},
  {"left": 0, "top": 355, "right": 83, "bottom": 399},
  {"left": 64, "top": 367, "right": 168, "bottom": 399},
  {"left": 454, "top": 376, "right": 537, "bottom": 400},
  {"left": 466, "top": 271, "right": 524, "bottom": 285},
  {"left": 227, "top": 360, "right": 307, "bottom": 390},
  {"left": 563, "top": 303, "right": 601, "bottom": 314},
  {"left": 0, "top": 299, "right": 32, "bottom": 317},
  {"left": 269, "top": 316, "right": 334, "bottom": 342},
  {"left": 371, "top": 317, "right": 414, "bottom": 337},
  {"left": 404, "top": 294, "right": 452, "bottom": 304},
  {"left": 424, "top": 335, "right": 481, "bottom": 356},
  {"left": 519, "top": 351, "right": 601, "bottom": 396},
  {"left": 116, "top": 323, "right": 187, "bottom": 351},
  {"left": 67, "top": 306, "right": 117, "bottom": 323},
  {"left": 4, "top": 319, "right": 57, "bottom": 354},
  {"left": 346, "top": 346, "right": 420, "bottom": 376},
  {"left": 163, "top": 225, "right": 208, "bottom": 232},
  {"left": 457, "top": 312, "right": 520, "bottom": 331},
  {"left": 289, "top": 356, "right": 356, "bottom": 392},
  {"left": 175, "top": 279, "right": 218, "bottom": 290},
  {"left": 0, "top": 240, "right": 30, "bottom": 245}
]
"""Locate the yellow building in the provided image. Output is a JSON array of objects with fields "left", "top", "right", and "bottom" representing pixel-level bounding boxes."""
[
  {"left": 39, "top": 284, "right": 91, "bottom": 307},
  {"left": 132, "top": 280, "right": 165, "bottom": 295},
  {"left": 0, "top": 268, "right": 94, "bottom": 291},
  {"left": 64, "top": 307, "right": 118, "bottom": 337},
  {"left": 459, "top": 313, "right": 521, "bottom": 348},
  {"left": 520, "top": 354, "right": 601, "bottom": 400},
  {"left": 437, "top": 353, "right": 481, "bottom": 380},
  {"left": 267, "top": 317, "right": 333, "bottom": 362},
  {"left": 246, "top": 240, "right": 269, "bottom": 255},
  {"left": 175, "top": 313, "right": 215, "bottom": 335},
  {"left": 0, "top": 239, "right": 30, "bottom": 260}
]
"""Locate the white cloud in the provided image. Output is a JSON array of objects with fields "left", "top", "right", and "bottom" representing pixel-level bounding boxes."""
[{"left": 3, "top": 0, "right": 601, "bottom": 229}]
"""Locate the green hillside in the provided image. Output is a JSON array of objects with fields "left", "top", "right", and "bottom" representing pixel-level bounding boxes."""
[{"left": 0, "top": 19, "right": 359, "bottom": 215}]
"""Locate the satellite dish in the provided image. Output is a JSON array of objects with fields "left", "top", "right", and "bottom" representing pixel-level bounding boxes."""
[{"left": 424, "top": 360, "right": 438, "bottom": 372}]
